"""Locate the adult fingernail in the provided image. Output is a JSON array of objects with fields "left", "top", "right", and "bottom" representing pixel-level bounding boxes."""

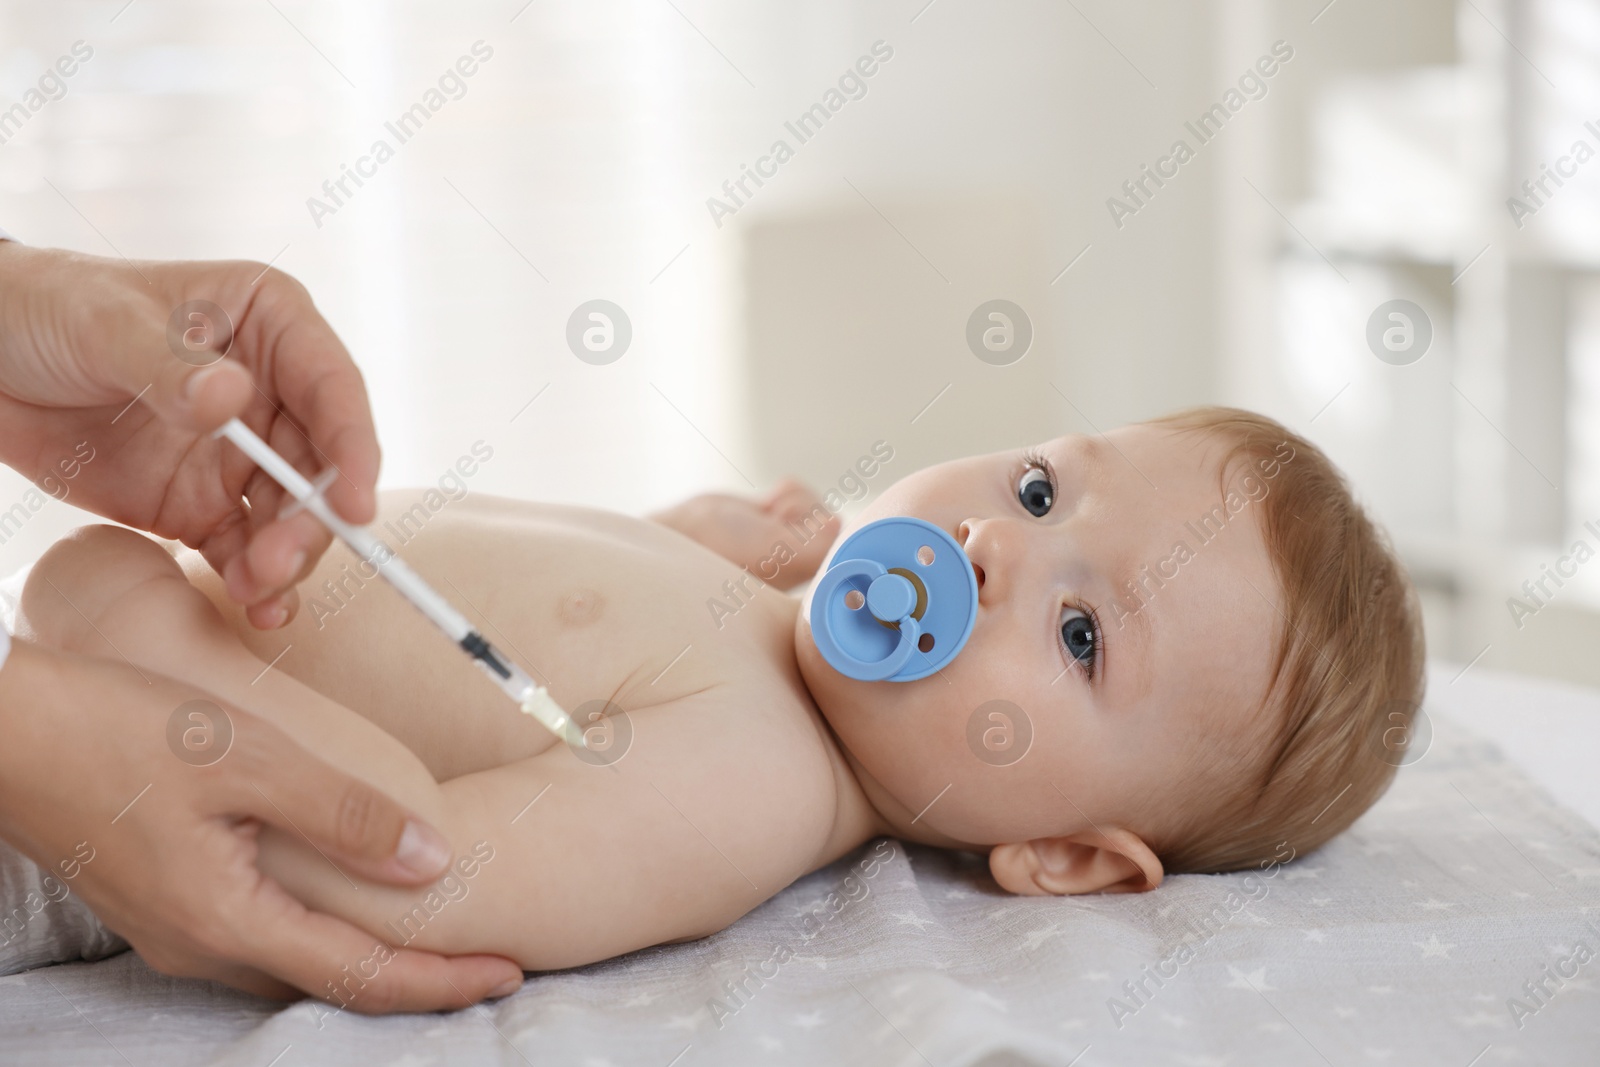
[
  {"left": 183, "top": 364, "right": 218, "bottom": 403},
  {"left": 287, "top": 550, "right": 306, "bottom": 581},
  {"left": 487, "top": 977, "right": 522, "bottom": 999},
  {"left": 395, "top": 820, "right": 452, "bottom": 878}
]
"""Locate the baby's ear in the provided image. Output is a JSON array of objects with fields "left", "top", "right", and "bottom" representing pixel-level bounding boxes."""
[{"left": 989, "top": 829, "right": 1164, "bottom": 896}]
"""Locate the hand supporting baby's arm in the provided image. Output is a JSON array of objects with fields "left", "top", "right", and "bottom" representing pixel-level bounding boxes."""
[
  {"left": 255, "top": 688, "right": 822, "bottom": 976},
  {"left": 648, "top": 478, "right": 841, "bottom": 591}
]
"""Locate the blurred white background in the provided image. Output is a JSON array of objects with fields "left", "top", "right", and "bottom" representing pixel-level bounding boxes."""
[{"left": 1, "top": 0, "right": 1597, "bottom": 686}]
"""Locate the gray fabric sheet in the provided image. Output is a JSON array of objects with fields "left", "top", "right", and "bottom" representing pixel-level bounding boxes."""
[{"left": 2, "top": 560, "right": 1598, "bottom": 1064}]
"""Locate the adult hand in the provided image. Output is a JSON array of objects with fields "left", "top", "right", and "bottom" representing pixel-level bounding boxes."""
[
  {"left": 0, "top": 240, "right": 521, "bottom": 1012},
  {"left": 0, "top": 641, "right": 524, "bottom": 1010},
  {"left": 0, "top": 242, "right": 376, "bottom": 630},
  {"left": 649, "top": 478, "right": 841, "bottom": 590}
]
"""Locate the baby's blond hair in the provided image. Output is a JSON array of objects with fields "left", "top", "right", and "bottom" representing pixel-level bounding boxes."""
[{"left": 1144, "top": 406, "right": 1427, "bottom": 874}]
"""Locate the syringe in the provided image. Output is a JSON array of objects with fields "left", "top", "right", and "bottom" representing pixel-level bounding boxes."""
[{"left": 213, "top": 417, "right": 585, "bottom": 749}]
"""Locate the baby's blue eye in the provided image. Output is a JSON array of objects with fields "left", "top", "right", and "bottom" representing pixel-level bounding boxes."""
[
  {"left": 1061, "top": 608, "right": 1096, "bottom": 668},
  {"left": 1017, "top": 466, "right": 1053, "bottom": 517}
]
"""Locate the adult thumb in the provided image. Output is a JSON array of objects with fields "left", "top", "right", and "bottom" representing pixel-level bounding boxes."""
[
  {"left": 143, "top": 357, "right": 255, "bottom": 435},
  {"left": 222, "top": 710, "right": 455, "bottom": 887},
  {"left": 121, "top": 302, "right": 254, "bottom": 433}
]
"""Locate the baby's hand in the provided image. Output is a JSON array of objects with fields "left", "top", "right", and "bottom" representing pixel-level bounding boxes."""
[{"left": 649, "top": 478, "right": 841, "bottom": 590}]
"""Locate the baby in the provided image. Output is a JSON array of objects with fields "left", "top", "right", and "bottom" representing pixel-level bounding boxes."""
[{"left": 14, "top": 404, "right": 1425, "bottom": 1003}]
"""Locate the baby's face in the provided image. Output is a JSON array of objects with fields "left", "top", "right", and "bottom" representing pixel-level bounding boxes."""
[{"left": 794, "top": 423, "right": 1283, "bottom": 851}]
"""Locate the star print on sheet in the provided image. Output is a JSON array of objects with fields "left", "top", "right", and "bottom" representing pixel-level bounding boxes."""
[
  {"left": 1226, "top": 966, "right": 1274, "bottom": 991},
  {"left": 1416, "top": 898, "right": 1457, "bottom": 910},
  {"left": 1415, "top": 934, "right": 1455, "bottom": 958},
  {"left": 1304, "top": 928, "right": 1326, "bottom": 942},
  {"left": 1021, "top": 922, "right": 1064, "bottom": 950},
  {"left": 756, "top": 1034, "right": 782, "bottom": 1051},
  {"left": 866, "top": 1006, "right": 921, "bottom": 1047},
  {"left": 893, "top": 911, "right": 936, "bottom": 930},
  {"left": 790, "top": 1011, "right": 824, "bottom": 1029},
  {"left": 621, "top": 991, "right": 659, "bottom": 1006}
]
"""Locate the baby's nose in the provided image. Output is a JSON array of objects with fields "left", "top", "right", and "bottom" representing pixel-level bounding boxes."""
[
  {"left": 957, "top": 518, "right": 1012, "bottom": 602},
  {"left": 957, "top": 522, "right": 980, "bottom": 586}
]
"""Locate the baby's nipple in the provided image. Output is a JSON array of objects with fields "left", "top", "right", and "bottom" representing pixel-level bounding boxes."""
[{"left": 557, "top": 587, "right": 605, "bottom": 627}]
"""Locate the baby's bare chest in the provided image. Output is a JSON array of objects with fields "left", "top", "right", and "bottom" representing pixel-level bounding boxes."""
[{"left": 225, "top": 493, "right": 822, "bottom": 780}]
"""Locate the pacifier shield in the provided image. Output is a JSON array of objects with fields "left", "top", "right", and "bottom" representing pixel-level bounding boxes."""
[{"left": 809, "top": 516, "right": 979, "bottom": 682}]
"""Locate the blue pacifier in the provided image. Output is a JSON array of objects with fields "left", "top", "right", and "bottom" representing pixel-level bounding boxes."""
[{"left": 809, "top": 516, "right": 979, "bottom": 682}]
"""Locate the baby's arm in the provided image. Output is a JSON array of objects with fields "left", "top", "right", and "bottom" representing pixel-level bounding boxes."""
[
  {"left": 40, "top": 528, "right": 806, "bottom": 971},
  {"left": 25, "top": 524, "right": 825, "bottom": 984},
  {"left": 256, "top": 686, "right": 819, "bottom": 974},
  {"left": 648, "top": 478, "right": 840, "bottom": 590}
]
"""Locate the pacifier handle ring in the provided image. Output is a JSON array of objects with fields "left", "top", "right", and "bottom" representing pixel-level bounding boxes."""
[{"left": 811, "top": 559, "right": 921, "bottom": 681}]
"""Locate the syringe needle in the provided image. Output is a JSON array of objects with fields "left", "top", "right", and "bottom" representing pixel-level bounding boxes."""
[{"left": 213, "top": 417, "right": 586, "bottom": 749}]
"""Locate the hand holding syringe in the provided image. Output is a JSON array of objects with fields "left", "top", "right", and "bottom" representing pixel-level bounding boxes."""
[{"left": 214, "top": 418, "right": 586, "bottom": 749}]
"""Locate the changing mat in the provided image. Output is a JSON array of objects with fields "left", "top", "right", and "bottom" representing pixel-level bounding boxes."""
[{"left": 1, "top": 557, "right": 1597, "bottom": 1064}]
